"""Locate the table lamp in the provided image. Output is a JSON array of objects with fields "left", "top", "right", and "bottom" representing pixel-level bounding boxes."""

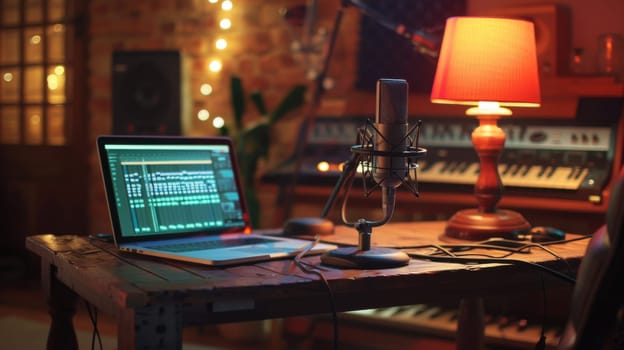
[{"left": 430, "top": 16, "right": 541, "bottom": 240}]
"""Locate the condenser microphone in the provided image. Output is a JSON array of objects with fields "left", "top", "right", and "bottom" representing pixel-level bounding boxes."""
[
  {"left": 373, "top": 79, "right": 409, "bottom": 218},
  {"left": 318, "top": 78, "right": 426, "bottom": 269},
  {"left": 373, "top": 78, "right": 409, "bottom": 188}
]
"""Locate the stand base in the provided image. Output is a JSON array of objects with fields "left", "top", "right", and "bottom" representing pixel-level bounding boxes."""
[
  {"left": 321, "top": 246, "right": 410, "bottom": 269},
  {"left": 443, "top": 208, "right": 531, "bottom": 241}
]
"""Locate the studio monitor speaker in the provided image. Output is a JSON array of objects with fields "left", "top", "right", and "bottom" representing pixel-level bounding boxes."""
[
  {"left": 483, "top": 4, "right": 571, "bottom": 77},
  {"left": 112, "top": 50, "right": 188, "bottom": 135}
]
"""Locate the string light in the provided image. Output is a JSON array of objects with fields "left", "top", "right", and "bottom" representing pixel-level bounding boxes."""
[
  {"left": 215, "top": 38, "right": 227, "bottom": 50},
  {"left": 208, "top": 59, "right": 222, "bottom": 72},
  {"left": 221, "top": 0, "right": 233, "bottom": 11},
  {"left": 197, "top": 109, "right": 210, "bottom": 121},
  {"left": 212, "top": 116, "right": 225, "bottom": 128},
  {"left": 219, "top": 18, "right": 231, "bottom": 30},
  {"left": 202, "top": 0, "right": 235, "bottom": 132},
  {"left": 200, "top": 83, "right": 213, "bottom": 96}
]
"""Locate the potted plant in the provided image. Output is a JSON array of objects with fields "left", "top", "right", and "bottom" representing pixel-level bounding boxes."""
[{"left": 221, "top": 75, "right": 306, "bottom": 228}]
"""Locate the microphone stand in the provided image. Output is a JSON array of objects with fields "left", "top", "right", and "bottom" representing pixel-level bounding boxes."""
[
  {"left": 319, "top": 149, "right": 409, "bottom": 269},
  {"left": 281, "top": 0, "right": 348, "bottom": 221},
  {"left": 319, "top": 116, "right": 426, "bottom": 269}
]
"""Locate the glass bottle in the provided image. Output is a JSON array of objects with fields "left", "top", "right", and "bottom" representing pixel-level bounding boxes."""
[{"left": 596, "top": 33, "right": 624, "bottom": 78}]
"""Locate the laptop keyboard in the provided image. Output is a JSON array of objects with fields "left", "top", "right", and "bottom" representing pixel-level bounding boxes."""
[{"left": 148, "top": 236, "right": 274, "bottom": 253}]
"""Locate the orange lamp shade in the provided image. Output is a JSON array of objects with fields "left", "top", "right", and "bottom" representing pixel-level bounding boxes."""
[{"left": 430, "top": 16, "right": 541, "bottom": 108}]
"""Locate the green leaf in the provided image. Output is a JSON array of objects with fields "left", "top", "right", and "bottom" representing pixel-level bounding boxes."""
[
  {"left": 250, "top": 90, "right": 267, "bottom": 115},
  {"left": 240, "top": 121, "right": 270, "bottom": 159},
  {"left": 245, "top": 187, "right": 260, "bottom": 228},
  {"left": 268, "top": 85, "right": 306, "bottom": 124},
  {"left": 230, "top": 76, "right": 245, "bottom": 130},
  {"left": 218, "top": 125, "right": 230, "bottom": 137}
]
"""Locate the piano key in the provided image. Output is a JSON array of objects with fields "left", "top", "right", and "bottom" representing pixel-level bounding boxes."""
[{"left": 343, "top": 303, "right": 563, "bottom": 348}]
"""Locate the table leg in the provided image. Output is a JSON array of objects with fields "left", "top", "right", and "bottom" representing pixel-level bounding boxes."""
[
  {"left": 456, "top": 297, "right": 485, "bottom": 350},
  {"left": 44, "top": 264, "right": 78, "bottom": 350},
  {"left": 118, "top": 303, "right": 183, "bottom": 350}
]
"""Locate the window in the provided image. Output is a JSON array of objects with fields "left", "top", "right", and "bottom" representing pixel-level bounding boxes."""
[{"left": 0, "top": 0, "right": 75, "bottom": 146}]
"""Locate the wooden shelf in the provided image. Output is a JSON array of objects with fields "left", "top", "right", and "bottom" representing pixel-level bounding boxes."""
[{"left": 320, "top": 76, "right": 624, "bottom": 118}]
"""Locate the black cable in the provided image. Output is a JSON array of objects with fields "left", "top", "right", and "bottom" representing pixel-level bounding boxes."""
[
  {"left": 539, "top": 235, "right": 593, "bottom": 245},
  {"left": 407, "top": 252, "right": 576, "bottom": 284},
  {"left": 398, "top": 235, "right": 592, "bottom": 278},
  {"left": 450, "top": 242, "right": 574, "bottom": 276},
  {"left": 294, "top": 237, "right": 339, "bottom": 350},
  {"left": 84, "top": 300, "right": 103, "bottom": 350},
  {"left": 408, "top": 246, "right": 571, "bottom": 350},
  {"left": 299, "top": 263, "right": 339, "bottom": 350}
]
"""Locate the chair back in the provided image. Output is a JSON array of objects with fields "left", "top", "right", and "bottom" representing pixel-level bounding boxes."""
[{"left": 558, "top": 166, "right": 624, "bottom": 349}]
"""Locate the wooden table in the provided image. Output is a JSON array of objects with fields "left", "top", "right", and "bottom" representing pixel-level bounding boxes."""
[{"left": 26, "top": 221, "right": 589, "bottom": 350}]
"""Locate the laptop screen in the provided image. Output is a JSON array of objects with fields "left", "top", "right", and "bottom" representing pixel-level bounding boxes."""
[{"left": 97, "top": 136, "right": 251, "bottom": 242}]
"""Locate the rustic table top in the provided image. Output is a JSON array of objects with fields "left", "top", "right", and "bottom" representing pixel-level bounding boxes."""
[{"left": 26, "top": 221, "right": 589, "bottom": 324}]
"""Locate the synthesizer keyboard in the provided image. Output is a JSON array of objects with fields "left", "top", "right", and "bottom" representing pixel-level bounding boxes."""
[{"left": 265, "top": 114, "right": 618, "bottom": 204}]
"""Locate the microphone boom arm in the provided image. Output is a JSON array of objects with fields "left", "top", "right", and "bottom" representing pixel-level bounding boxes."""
[{"left": 346, "top": 0, "right": 439, "bottom": 58}]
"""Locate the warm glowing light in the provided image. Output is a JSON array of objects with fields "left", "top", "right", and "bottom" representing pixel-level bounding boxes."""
[
  {"left": 197, "top": 109, "right": 210, "bottom": 121},
  {"left": 3, "top": 73, "right": 13, "bottom": 82},
  {"left": 30, "top": 35, "right": 41, "bottom": 44},
  {"left": 200, "top": 83, "right": 213, "bottom": 96},
  {"left": 316, "top": 161, "right": 330, "bottom": 172},
  {"left": 429, "top": 16, "right": 541, "bottom": 241},
  {"left": 478, "top": 101, "right": 500, "bottom": 110},
  {"left": 221, "top": 0, "right": 233, "bottom": 11},
  {"left": 53, "top": 24, "right": 64, "bottom": 32},
  {"left": 338, "top": 162, "right": 345, "bottom": 172},
  {"left": 215, "top": 38, "right": 227, "bottom": 50},
  {"left": 30, "top": 114, "right": 41, "bottom": 124},
  {"left": 212, "top": 116, "right": 225, "bottom": 128},
  {"left": 47, "top": 74, "right": 59, "bottom": 90},
  {"left": 209, "top": 59, "right": 222, "bottom": 72},
  {"left": 54, "top": 65, "right": 65, "bottom": 75},
  {"left": 219, "top": 18, "right": 232, "bottom": 30},
  {"left": 430, "top": 17, "right": 541, "bottom": 108},
  {"left": 208, "top": 0, "right": 218, "bottom": 3}
]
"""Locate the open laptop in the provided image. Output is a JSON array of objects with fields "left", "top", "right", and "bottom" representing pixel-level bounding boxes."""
[{"left": 97, "top": 135, "right": 336, "bottom": 266}]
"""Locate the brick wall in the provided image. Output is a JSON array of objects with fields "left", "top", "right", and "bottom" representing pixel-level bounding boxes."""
[{"left": 87, "top": 0, "right": 360, "bottom": 232}]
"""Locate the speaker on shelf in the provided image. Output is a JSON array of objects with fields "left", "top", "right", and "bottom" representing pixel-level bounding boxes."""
[
  {"left": 483, "top": 4, "right": 572, "bottom": 77},
  {"left": 112, "top": 50, "right": 188, "bottom": 135}
]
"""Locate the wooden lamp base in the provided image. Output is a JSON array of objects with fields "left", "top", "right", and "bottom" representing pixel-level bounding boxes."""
[
  {"left": 442, "top": 108, "right": 532, "bottom": 241},
  {"left": 444, "top": 208, "right": 531, "bottom": 241}
]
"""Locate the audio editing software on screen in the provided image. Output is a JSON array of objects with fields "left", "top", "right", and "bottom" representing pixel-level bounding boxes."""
[{"left": 105, "top": 145, "right": 244, "bottom": 237}]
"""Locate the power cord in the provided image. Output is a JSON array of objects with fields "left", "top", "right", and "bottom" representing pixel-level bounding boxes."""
[
  {"left": 406, "top": 248, "right": 576, "bottom": 284},
  {"left": 84, "top": 299, "right": 103, "bottom": 350},
  {"left": 397, "top": 235, "right": 592, "bottom": 282},
  {"left": 287, "top": 234, "right": 591, "bottom": 349},
  {"left": 402, "top": 238, "right": 587, "bottom": 350},
  {"left": 293, "top": 236, "right": 339, "bottom": 350},
  {"left": 535, "top": 271, "right": 547, "bottom": 350}
]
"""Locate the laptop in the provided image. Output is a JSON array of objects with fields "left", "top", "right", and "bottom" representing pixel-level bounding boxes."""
[{"left": 97, "top": 135, "right": 336, "bottom": 266}]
